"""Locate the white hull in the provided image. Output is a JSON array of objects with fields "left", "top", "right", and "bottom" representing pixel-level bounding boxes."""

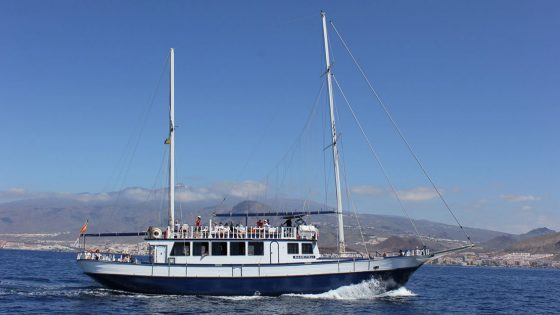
[{"left": 78, "top": 255, "right": 428, "bottom": 278}]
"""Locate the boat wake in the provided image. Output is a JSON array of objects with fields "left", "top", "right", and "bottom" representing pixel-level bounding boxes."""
[
  {"left": 210, "top": 295, "right": 270, "bottom": 301},
  {"left": 284, "top": 279, "right": 416, "bottom": 300}
]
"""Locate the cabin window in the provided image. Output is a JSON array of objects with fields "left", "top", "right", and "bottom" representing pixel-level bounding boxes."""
[
  {"left": 230, "top": 241, "right": 246, "bottom": 256},
  {"left": 212, "top": 242, "right": 228, "bottom": 256},
  {"left": 302, "top": 243, "right": 313, "bottom": 254},
  {"left": 193, "top": 241, "right": 209, "bottom": 256},
  {"left": 170, "top": 242, "right": 191, "bottom": 256},
  {"left": 288, "top": 243, "right": 299, "bottom": 254},
  {"left": 248, "top": 242, "right": 264, "bottom": 256}
]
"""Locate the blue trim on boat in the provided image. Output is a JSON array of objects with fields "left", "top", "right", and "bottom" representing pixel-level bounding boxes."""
[
  {"left": 84, "top": 267, "right": 419, "bottom": 296},
  {"left": 78, "top": 257, "right": 404, "bottom": 267},
  {"left": 145, "top": 238, "right": 318, "bottom": 243}
]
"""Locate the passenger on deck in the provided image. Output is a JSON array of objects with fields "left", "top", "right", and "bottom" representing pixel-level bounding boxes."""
[
  {"left": 174, "top": 220, "right": 180, "bottom": 233},
  {"left": 195, "top": 216, "right": 202, "bottom": 231},
  {"left": 257, "top": 219, "right": 263, "bottom": 228},
  {"left": 286, "top": 218, "right": 293, "bottom": 227}
]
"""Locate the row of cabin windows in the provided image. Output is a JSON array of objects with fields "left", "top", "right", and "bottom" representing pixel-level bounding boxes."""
[
  {"left": 288, "top": 243, "right": 314, "bottom": 255},
  {"left": 169, "top": 241, "right": 314, "bottom": 257},
  {"left": 170, "top": 241, "right": 264, "bottom": 257}
]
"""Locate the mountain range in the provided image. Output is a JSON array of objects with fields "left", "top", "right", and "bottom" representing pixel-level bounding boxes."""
[{"left": 0, "top": 187, "right": 556, "bottom": 254}]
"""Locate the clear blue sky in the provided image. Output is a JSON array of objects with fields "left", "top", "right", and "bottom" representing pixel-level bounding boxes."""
[{"left": 1, "top": 1, "right": 558, "bottom": 233}]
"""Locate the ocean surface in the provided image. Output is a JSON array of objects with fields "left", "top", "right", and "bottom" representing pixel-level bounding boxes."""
[{"left": 1, "top": 249, "right": 559, "bottom": 314}]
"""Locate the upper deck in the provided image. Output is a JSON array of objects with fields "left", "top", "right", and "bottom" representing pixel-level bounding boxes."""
[{"left": 146, "top": 224, "right": 319, "bottom": 241}]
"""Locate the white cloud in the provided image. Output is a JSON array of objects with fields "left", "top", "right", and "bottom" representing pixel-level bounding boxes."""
[
  {"left": 7, "top": 187, "right": 25, "bottom": 194},
  {"left": 72, "top": 192, "right": 112, "bottom": 202},
  {"left": 351, "top": 185, "right": 384, "bottom": 196},
  {"left": 500, "top": 194, "right": 540, "bottom": 202},
  {"left": 0, "top": 181, "right": 268, "bottom": 204},
  {"left": 175, "top": 186, "right": 220, "bottom": 202},
  {"left": 212, "top": 181, "right": 267, "bottom": 199},
  {"left": 397, "top": 186, "right": 439, "bottom": 201},
  {"left": 521, "top": 205, "right": 533, "bottom": 212}
]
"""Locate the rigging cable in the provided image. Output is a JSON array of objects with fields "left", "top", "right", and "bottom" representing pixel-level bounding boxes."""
[
  {"left": 214, "top": 81, "right": 325, "bottom": 213},
  {"left": 145, "top": 147, "right": 168, "bottom": 227},
  {"left": 259, "top": 81, "right": 325, "bottom": 202},
  {"left": 330, "top": 21, "right": 473, "bottom": 244},
  {"left": 333, "top": 75, "right": 425, "bottom": 245},
  {"left": 101, "top": 54, "right": 171, "bottom": 231},
  {"left": 112, "top": 55, "right": 170, "bottom": 195},
  {"left": 336, "top": 121, "right": 371, "bottom": 257}
]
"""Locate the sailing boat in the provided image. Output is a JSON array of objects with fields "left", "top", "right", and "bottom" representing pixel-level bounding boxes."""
[{"left": 77, "top": 11, "right": 471, "bottom": 296}]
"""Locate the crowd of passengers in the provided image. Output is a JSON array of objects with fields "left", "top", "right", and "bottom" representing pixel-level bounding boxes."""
[
  {"left": 81, "top": 249, "right": 137, "bottom": 263},
  {"left": 168, "top": 216, "right": 297, "bottom": 239}
]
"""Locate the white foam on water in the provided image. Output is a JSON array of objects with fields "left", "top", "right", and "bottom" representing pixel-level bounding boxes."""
[
  {"left": 376, "top": 286, "right": 416, "bottom": 298},
  {"left": 211, "top": 295, "right": 270, "bottom": 301},
  {"left": 284, "top": 279, "right": 416, "bottom": 300}
]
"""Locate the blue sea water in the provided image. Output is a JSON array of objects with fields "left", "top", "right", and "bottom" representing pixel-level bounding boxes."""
[{"left": 0, "top": 249, "right": 559, "bottom": 314}]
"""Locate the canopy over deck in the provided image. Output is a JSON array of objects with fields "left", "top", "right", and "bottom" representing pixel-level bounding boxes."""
[
  {"left": 81, "top": 232, "right": 148, "bottom": 237},
  {"left": 213, "top": 210, "right": 335, "bottom": 218}
]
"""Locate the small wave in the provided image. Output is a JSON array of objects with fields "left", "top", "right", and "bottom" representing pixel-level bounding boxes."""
[
  {"left": 376, "top": 287, "right": 416, "bottom": 298},
  {"left": 210, "top": 295, "right": 270, "bottom": 301},
  {"left": 15, "top": 286, "right": 132, "bottom": 298},
  {"left": 284, "top": 279, "right": 415, "bottom": 300}
]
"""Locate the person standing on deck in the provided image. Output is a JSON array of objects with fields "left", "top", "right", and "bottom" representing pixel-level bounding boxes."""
[{"left": 195, "top": 216, "right": 202, "bottom": 231}]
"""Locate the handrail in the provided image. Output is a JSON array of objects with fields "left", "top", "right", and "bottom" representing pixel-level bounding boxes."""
[
  {"left": 77, "top": 251, "right": 140, "bottom": 263},
  {"left": 151, "top": 225, "right": 319, "bottom": 241}
]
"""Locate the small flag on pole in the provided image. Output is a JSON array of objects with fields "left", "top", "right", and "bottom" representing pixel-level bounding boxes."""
[
  {"left": 80, "top": 220, "right": 89, "bottom": 235},
  {"left": 164, "top": 138, "right": 170, "bottom": 144}
]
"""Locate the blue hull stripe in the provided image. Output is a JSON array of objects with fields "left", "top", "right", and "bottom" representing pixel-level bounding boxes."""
[{"left": 85, "top": 267, "right": 419, "bottom": 296}]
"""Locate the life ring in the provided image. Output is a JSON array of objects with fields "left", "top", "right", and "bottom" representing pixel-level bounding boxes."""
[{"left": 151, "top": 227, "right": 163, "bottom": 239}]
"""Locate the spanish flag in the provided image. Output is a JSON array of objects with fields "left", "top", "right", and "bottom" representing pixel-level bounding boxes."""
[{"left": 80, "top": 220, "right": 88, "bottom": 235}]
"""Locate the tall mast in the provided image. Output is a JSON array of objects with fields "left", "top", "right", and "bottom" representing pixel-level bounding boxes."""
[
  {"left": 321, "top": 11, "right": 345, "bottom": 254},
  {"left": 168, "top": 48, "right": 175, "bottom": 229}
]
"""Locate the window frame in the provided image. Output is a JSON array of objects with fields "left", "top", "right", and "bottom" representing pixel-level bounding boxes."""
[
  {"left": 287, "top": 242, "right": 300, "bottom": 254},
  {"left": 301, "top": 243, "right": 313, "bottom": 254},
  {"left": 193, "top": 241, "right": 210, "bottom": 256},
  {"left": 230, "top": 241, "right": 246, "bottom": 256},
  {"left": 248, "top": 241, "right": 264, "bottom": 256},
  {"left": 211, "top": 241, "right": 228, "bottom": 256},
  {"left": 170, "top": 241, "right": 191, "bottom": 256}
]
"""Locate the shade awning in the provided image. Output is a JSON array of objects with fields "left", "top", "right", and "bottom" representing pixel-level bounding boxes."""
[{"left": 213, "top": 210, "right": 335, "bottom": 218}]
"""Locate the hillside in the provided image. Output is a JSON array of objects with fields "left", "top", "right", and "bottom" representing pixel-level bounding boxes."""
[
  {"left": 507, "top": 232, "right": 560, "bottom": 254},
  {"left": 0, "top": 188, "right": 511, "bottom": 252},
  {"left": 481, "top": 227, "right": 557, "bottom": 251}
]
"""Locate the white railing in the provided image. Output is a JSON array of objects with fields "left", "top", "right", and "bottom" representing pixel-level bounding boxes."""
[
  {"left": 156, "top": 225, "right": 317, "bottom": 241},
  {"left": 380, "top": 248, "right": 431, "bottom": 258},
  {"left": 77, "top": 251, "right": 139, "bottom": 263}
]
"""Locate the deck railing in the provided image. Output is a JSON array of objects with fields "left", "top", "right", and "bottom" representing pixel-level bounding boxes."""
[
  {"left": 77, "top": 251, "right": 140, "bottom": 263},
  {"left": 151, "top": 225, "right": 318, "bottom": 241}
]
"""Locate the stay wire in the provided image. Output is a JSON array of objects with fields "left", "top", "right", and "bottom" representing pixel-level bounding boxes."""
[
  {"left": 261, "top": 81, "right": 325, "bottom": 193},
  {"left": 214, "top": 98, "right": 287, "bottom": 211},
  {"left": 333, "top": 75, "right": 424, "bottom": 245},
  {"left": 330, "top": 21, "right": 472, "bottom": 244},
  {"left": 336, "top": 123, "right": 371, "bottom": 257},
  {"left": 102, "top": 54, "right": 170, "bottom": 230}
]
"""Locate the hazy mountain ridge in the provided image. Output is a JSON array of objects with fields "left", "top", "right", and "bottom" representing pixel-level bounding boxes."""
[
  {"left": 1, "top": 188, "right": 510, "bottom": 245},
  {"left": 1, "top": 191, "right": 557, "bottom": 255},
  {"left": 481, "top": 227, "right": 557, "bottom": 252},
  {"left": 506, "top": 231, "right": 560, "bottom": 255}
]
